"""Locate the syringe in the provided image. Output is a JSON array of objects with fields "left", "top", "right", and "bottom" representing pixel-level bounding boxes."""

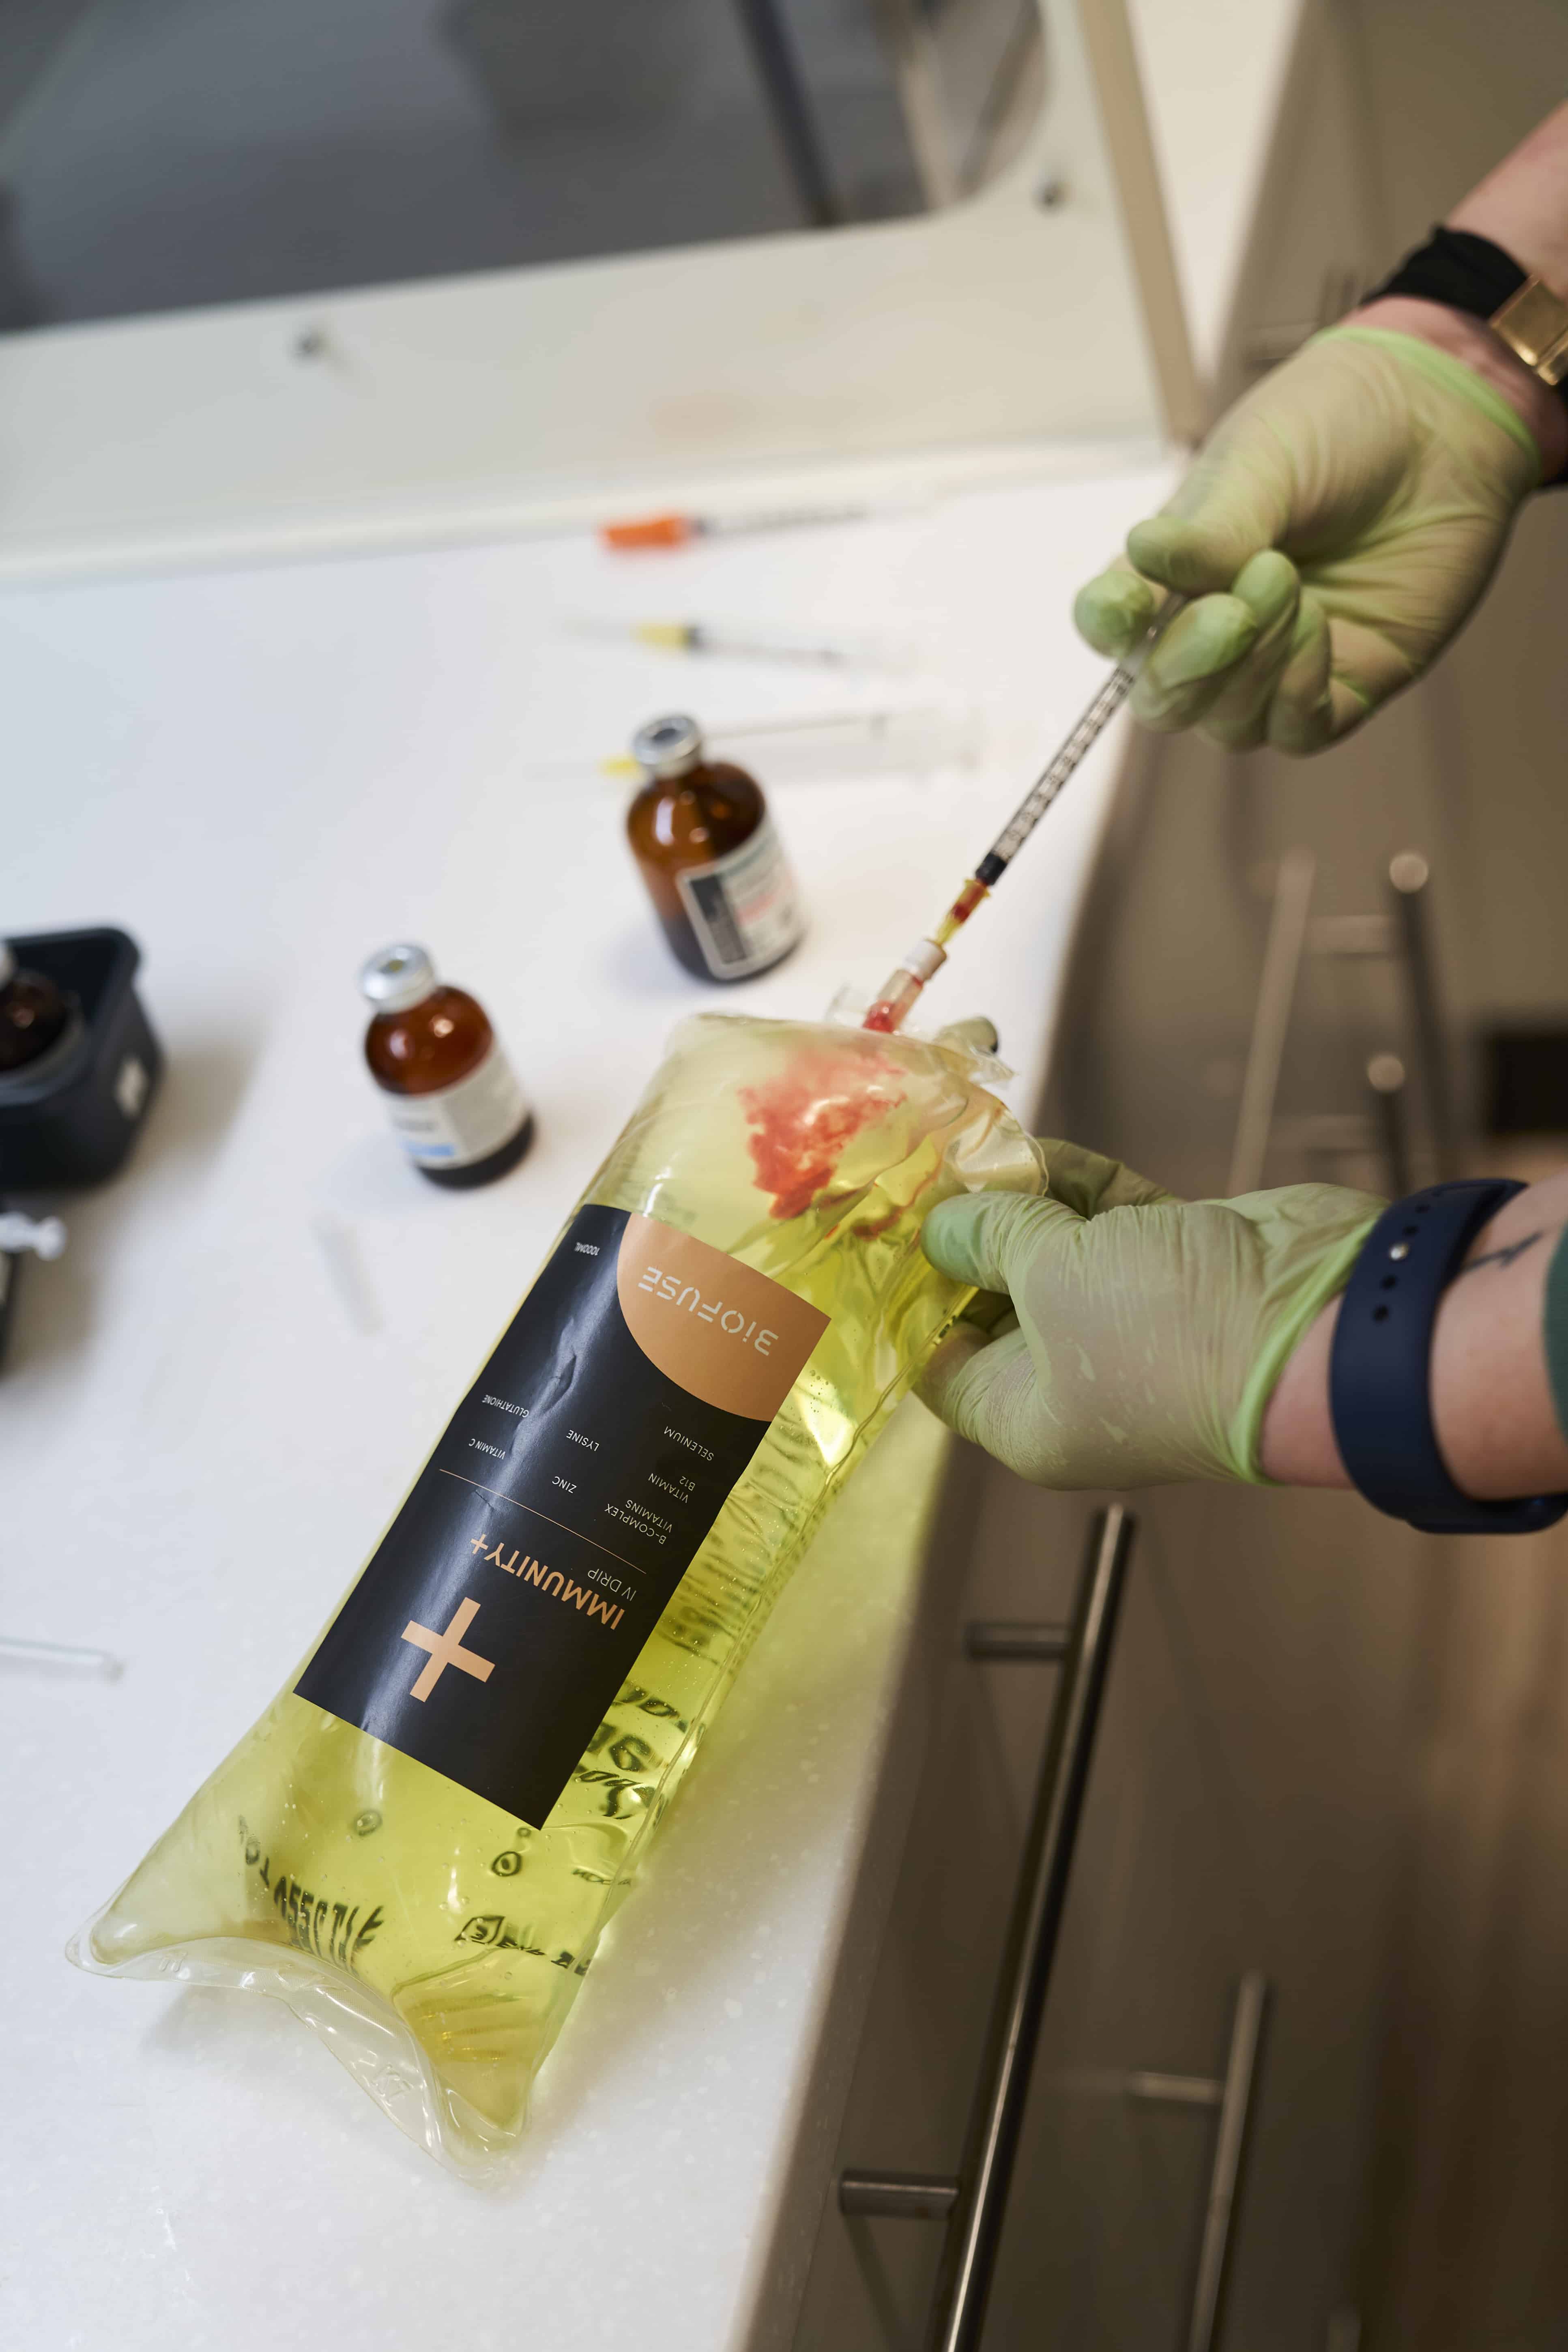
[{"left": 862, "top": 595, "right": 1186, "bottom": 1033}]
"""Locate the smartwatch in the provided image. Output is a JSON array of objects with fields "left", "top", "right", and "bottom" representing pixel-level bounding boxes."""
[{"left": 1329, "top": 1179, "right": 1568, "bottom": 1535}]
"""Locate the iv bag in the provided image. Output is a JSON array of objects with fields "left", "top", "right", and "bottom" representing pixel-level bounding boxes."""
[{"left": 73, "top": 1011, "right": 1042, "bottom": 2172}]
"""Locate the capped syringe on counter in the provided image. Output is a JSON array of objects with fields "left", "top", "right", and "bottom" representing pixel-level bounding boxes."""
[
  {"left": 589, "top": 704, "right": 984, "bottom": 786},
  {"left": 597, "top": 500, "right": 889, "bottom": 551},
  {"left": 566, "top": 616, "right": 911, "bottom": 671}
]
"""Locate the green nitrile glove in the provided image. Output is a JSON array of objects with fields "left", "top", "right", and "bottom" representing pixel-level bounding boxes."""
[
  {"left": 918, "top": 1140, "right": 1383, "bottom": 1489},
  {"left": 1075, "top": 328, "right": 1542, "bottom": 753}
]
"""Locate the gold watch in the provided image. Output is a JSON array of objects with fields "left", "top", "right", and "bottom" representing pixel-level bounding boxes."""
[{"left": 1490, "top": 276, "right": 1568, "bottom": 387}]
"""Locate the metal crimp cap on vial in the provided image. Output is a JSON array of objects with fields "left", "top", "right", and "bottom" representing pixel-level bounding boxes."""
[
  {"left": 359, "top": 942, "right": 437, "bottom": 1014},
  {"left": 631, "top": 712, "right": 703, "bottom": 779}
]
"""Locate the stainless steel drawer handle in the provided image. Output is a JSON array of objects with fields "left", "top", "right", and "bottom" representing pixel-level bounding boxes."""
[
  {"left": 1185, "top": 1972, "right": 1269, "bottom": 2352},
  {"left": 963, "top": 1621, "right": 1070, "bottom": 1662},
  {"left": 1229, "top": 846, "right": 1316, "bottom": 1198},
  {"left": 1124, "top": 1972, "right": 1270, "bottom": 2352},
  {"left": 1241, "top": 846, "right": 1456, "bottom": 1196},
  {"left": 839, "top": 1504, "right": 1135, "bottom": 2352},
  {"left": 838, "top": 2169, "right": 959, "bottom": 2221}
]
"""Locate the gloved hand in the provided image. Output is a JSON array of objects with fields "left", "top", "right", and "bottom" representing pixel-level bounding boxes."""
[
  {"left": 918, "top": 1140, "right": 1382, "bottom": 1488},
  {"left": 1075, "top": 327, "right": 1542, "bottom": 753}
]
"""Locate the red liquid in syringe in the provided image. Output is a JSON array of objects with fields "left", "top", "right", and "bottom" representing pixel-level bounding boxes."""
[
  {"left": 862, "top": 876, "right": 990, "bottom": 1033},
  {"left": 861, "top": 979, "right": 918, "bottom": 1035}
]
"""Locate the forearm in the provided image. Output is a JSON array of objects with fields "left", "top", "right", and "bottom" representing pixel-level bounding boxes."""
[
  {"left": 1342, "top": 103, "right": 1568, "bottom": 480},
  {"left": 1451, "top": 103, "right": 1568, "bottom": 295},
  {"left": 1262, "top": 1171, "right": 1568, "bottom": 1500}
]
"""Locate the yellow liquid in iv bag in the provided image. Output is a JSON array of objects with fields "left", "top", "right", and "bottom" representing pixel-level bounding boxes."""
[{"left": 75, "top": 1013, "right": 1042, "bottom": 2172}]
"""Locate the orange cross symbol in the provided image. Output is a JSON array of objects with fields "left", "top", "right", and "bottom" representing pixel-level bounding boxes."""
[{"left": 400, "top": 1596, "right": 495, "bottom": 1703}]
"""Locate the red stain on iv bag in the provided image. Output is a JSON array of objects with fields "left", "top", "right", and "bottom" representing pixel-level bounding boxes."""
[{"left": 739, "top": 1046, "right": 906, "bottom": 1222}]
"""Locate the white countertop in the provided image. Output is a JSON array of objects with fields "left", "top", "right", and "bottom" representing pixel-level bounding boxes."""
[{"left": 0, "top": 458, "right": 1170, "bottom": 2349}]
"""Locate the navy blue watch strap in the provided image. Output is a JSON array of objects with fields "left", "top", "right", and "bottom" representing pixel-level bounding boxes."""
[{"left": 1330, "top": 1179, "right": 1568, "bottom": 1535}]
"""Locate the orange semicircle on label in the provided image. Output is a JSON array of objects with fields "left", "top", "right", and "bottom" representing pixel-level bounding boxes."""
[{"left": 615, "top": 1211, "right": 828, "bottom": 1421}]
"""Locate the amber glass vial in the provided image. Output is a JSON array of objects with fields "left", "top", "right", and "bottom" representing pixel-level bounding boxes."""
[
  {"left": 0, "top": 941, "right": 70, "bottom": 1075},
  {"left": 360, "top": 945, "right": 534, "bottom": 1189},
  {"left": 625, "top": 713, "right": 803, "bottom": 983}
]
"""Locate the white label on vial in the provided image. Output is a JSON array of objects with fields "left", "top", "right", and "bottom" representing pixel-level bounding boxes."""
[
  {"left": 386, "top": 1042, "right": 529, "bottom": 1168},
  {"left": 675, "top": 816, "right": 804, "bottom": 980}
]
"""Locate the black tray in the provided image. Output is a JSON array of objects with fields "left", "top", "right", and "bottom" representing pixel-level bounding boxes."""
[{"left": 0, "top": 927, "right": 163, "bottom": 1188}]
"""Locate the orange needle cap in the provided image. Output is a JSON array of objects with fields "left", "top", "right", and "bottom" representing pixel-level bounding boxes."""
[{"left": 600, "top": 512, "right": 695, "bottom": 551}]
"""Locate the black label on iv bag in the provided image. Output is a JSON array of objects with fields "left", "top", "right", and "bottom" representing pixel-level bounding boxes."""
[{"left": 296, "top": 1203, "right": 829, "bottom": 1828}]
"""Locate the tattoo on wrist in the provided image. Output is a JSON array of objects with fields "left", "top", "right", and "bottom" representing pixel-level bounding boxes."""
[{"left": 1458, "top": 1226, "right": 1553, "bottom": 1277}]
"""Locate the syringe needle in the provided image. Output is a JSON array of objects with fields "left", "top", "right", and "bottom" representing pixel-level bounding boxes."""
[
  {"left": 0, "top": 1632, "right": 123, "bottom": 1677},
  {"left": 863, "top": 594, "right": 1186, "bottom": 1034}
]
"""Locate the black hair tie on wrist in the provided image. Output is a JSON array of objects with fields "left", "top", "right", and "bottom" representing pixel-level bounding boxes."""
[
  {"left": 1330, "top": 1179, "right": 1568, "bottom": 1534},
  {"left": 1365, "top": 224, "right": 1568, "bottom": 473},
  {"left": 1366, "top": 223, "right": 1531, "bottom": 322}
]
